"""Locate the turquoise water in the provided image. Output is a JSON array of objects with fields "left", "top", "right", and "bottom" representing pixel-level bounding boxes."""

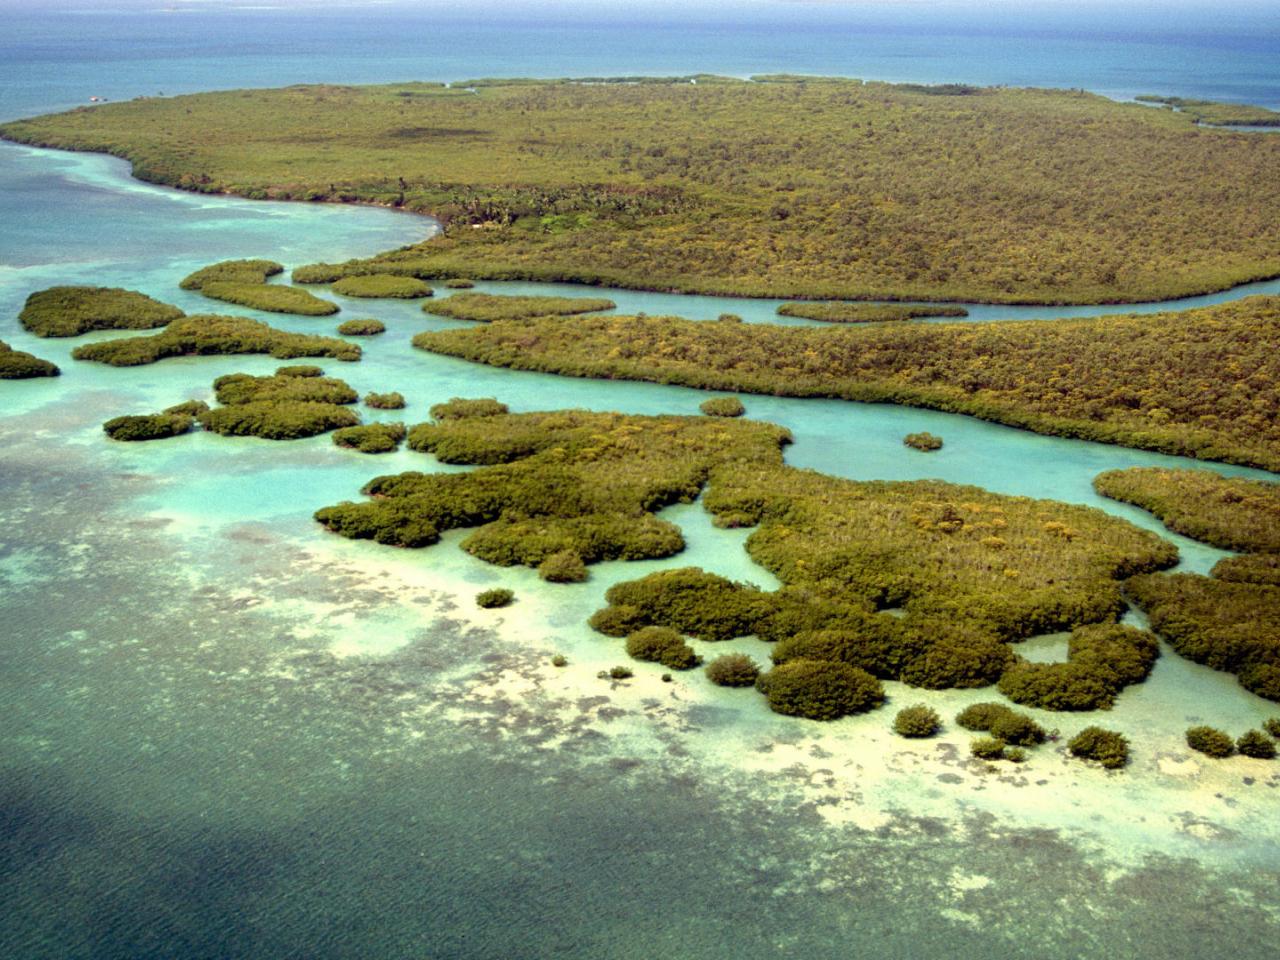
[{"left": 4, "top": 7, "right": 1280, "bottom": 959}]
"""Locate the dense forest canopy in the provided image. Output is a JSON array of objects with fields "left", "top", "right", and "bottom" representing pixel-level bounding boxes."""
[{"left": 5, "top": 79, "right": 1280, "bottom": 303}]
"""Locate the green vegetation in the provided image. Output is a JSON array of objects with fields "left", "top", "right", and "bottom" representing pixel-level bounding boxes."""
[
  {"left": 315, "top": 411, "right": 790, "bottom": 563},
  {"left": 337, "top": 319, "right": 386, "bottom": 335},
  {"left": 996, "top": 623, "right": 1159, "bottom": 710},
  {"left": 332, "top": 275, "right": 433, "bottom": 298},
  {"left": 1266, "top": 718, "right": 1280, "bottom": 738},
  {"left": 69, "top": 314, "right": 360, "bottom": 365},
  {"left": 180, "top": 259, "right": 283, "bottom": 290},
  {"left": 333, "top": 422, "right": 406, "bottom": 453},
  {"left": 1237, "top": 730, "right": 1276, "bottom": 760},
  {"left": 1126, "top": 573, "right": 1280, "bottom": 701},
  {"left": 955, "top": 702, "right": 1046, "bottom": 744},
  {"left": 607, "top": 665, "right": 634, "bottom": 680},
  {"left": 704, "top": 653, "right": 760, "bottom": 687},
  {"left": 10, "top": 81, "right": 1280, "bottom": 303},
  {"left": 413, "top": 296, "right": 1280, "bottom": 470},
  {"left": 102, "top": 412, "right": 194, "bottom": 441},
  {"left": 538, "top": 549, "right": 589, "bottom": 583},
  {"left": 904, "top": 432, "right": 943, "bottom": 452},
  {"left": 755, "top": 659, "right": 884, "bottom": 720},
  {"left": 199, "top": 281, "right": 339, "bottom": 316},
  {"left": 444, "top": 278, "right": 474, "bottom": 289},
  {"left": 0, "top": 340, "right": 59, "bottom": 378},
  {"left": 625, "top": 626, "right": 700, "bottom": 670},
  {"left": 198, "top": 370, "right": 360, "bottom": 440},
  {"left": 276, "top": 364, "right": 324, "bottom": 377},
  {"left": 429, "top": 396, "right": 506, "bottom": 419},
  {"left": 699, "top": 396, "right": 745, "bottom": 418},
  {"left": 476, "top": 588, "right": 514, "bottom": 609},
  {"left": 893, "top": 704, "right": 941, "bottom": 738},
  {"left": 1135, "top": 96, "right": 1280, "bottom": 127},
  {"left": 551, "top": 654, "right": 568, "bottom": 667},
  {"left": 164, "top": 400, "right": 210, "bottom": 416},
  {"left": 1185, "top": 725, "right": 1235, "bottom": 758},
  {"left": 1067, "top": 727, "right": 1129, "bottom": 768},
  {"left": 19, "top": 286, "right": 183, "bottom": 337},
  {"left": 422, "top": 293, "right": 614, "bottom": 322},
  {"left": 777, "top": 303, "right": 969, "bottom": 324},
  {"left": 1094, "top": 468, "right": 1280, "bottom": 553},
  {"left": 970, "top": 737, "right": 1008, "bottom": 761},
  {"left": 316, "top": 407, "right": 1172, "bottom": 716},
  {"left": 365, "top": 391, "right": 406, "bottom": 410}
]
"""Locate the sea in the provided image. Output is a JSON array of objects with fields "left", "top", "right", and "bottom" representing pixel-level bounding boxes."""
[{"left": 2, "top": 3, "right": 1279, "bottom": 958}]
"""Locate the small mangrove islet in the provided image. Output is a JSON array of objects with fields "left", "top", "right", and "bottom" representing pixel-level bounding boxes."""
[
  {"left": 102, "top": 412, "right": 195, "bottom": 441},
  {"left": 904, "top": 432, "right": 943, "bottom": 452},
  {"left": 777, "top": 303, "right": 969, "bottom": 324},
  {"left": 332, "top": 275, "right": 433, "bottom": 299},
  {"left": 421, "top": 293, "right": 615, "bottom": 323},
  {"left": 180, "top": 258, "right": 284, "bottom": 290},
  {"left": 195, "top": 369, "right": 361, "bottom": 440},
  {"left": 332, "top": 422, "right": 406, "bottom": 453},
  {"left": 364, "top": 391, "right": 406, "bottom": 410},
  {"left": 70, "top": 315, "right": 360, "bottom": 365},
  {"left": 0, "top": 340, "right": 60, "bottom": 378},
  {"left": 699, "top": 396, "right": 745, "bottom": 418},
  {"left": 19, "top": 286, "right": 184, "bottom": 337},
  {"left": 198, "top": 281, "right": 339, "bottom": 316},
  {"left": 337, "top": 319, "right": 386, "bottom": 336}
]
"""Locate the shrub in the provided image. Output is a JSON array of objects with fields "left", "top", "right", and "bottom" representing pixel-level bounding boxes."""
[
  {"left": 988, "top": 711, "right": 1046, "bottom": 746},
  {"left": 444, "top": 278, "right": 474, "bottom": 289},
  {"left": 180, "top": 258, "right": 283, "bottom": 290},
  {"left": 476, "top": 588, "right": 514, "bottom": 608},
  {"left": 199, "top": 281, "right": 339, "bottom": 316},
  {"left": 551, "top": 654, "right": 568, "bottom": 667},
  {"left": 102, "top": 413, "right": 194, "bottom": 441},
  {"left": 332, "top": 275, "right": 432, "bottom": 299},
  {"left": 539, "top": 550, "right": 588, "bottom": 583},
  {"left": 212, "top": 372, "right": 357, "bottom": 406},
  {"left": 365, "top": 391, "right": 406, "bottom": 409},
  {"left": 1185, "top": 726, "right": 1235, "bottom": 758},
  {"left": 608, "top": 665, "right": 634, "bottom": 680},
  {"left": 1236, "top": 729, "right": 1277, "bottom": 759},
  {"left": 1265, "top": 717, "right": 1280, "bottom": 739},
  {"left": 70, "top": 315, "right": 360, "bottom": 366},
  {"left": 429, "top": 397, "right": 509, "bottom": 420},
  {"left": 1005, "top": 747, "right": 1029, "bottom": 763},
  {"left": 332, "top": 422, "right": 406, "bottom": 453},
  {"left": 625, "top": 626, "right": 701, "bottom": 670},
  {"left": 700, "top": 396, "right": 745, "bottom": 417},
  {"left": 970, "top": 737, "right": 1006, "bottom": 760},
  {"left": 1067, "top": 726, "right": 1130, "bottom": 768},
  {"left": 717, "top": 313, "right": 743, "bottom": 323},
  {"left": 956, "top": 702, "right": 1014, "bottom": 731},
  {"left": 0, "top": 340, "right": 60, "bottom": 378},
  {"left": 19, "top": 286, "right": 183, "bottom": 337},
  {"left": 276, "top": 365, "right": 324, "bottom": 378},
  {"left": 423, "top": 293, "right": 614, "bottom": 322},
  {"left": 903, "top": 432, "right": 943, "bottom": 451},
  {"left": 755, "top": 659, "right": 885, "bottom": 720},
  {"left": 705, "top": 653, "right": 761, "bottom": 687},
  {"left": 893, "top": 704, "right": 941, "bottom": 738},
  {"left": 337, "top": 319, "right": 386, "bottom": 335}
]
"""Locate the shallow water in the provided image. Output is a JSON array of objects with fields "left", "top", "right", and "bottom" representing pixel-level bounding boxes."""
[{"left": 3, "top": 9, "right": 1280, "bottom": 959}]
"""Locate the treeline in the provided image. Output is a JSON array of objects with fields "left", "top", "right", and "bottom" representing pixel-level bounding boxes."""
[
  {"left": 71, "top": 315, "right": 360, "bottom": 365},
  {"left": 411, "top": 296, "right": 1280, "bottom": 471},
  {"left": 7, "top": 80, "right": 1280, "bottom": 303},
  {"left": 1094, "top": 467, "right": 1280, "bottom": 553},
  {"left": 20, "top": 286, "right": 183, "bottom": 337}
]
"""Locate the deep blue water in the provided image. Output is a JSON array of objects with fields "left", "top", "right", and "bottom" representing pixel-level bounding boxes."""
[{"left": 3, "top": 5, "right": 1280, "bottom": 960}]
